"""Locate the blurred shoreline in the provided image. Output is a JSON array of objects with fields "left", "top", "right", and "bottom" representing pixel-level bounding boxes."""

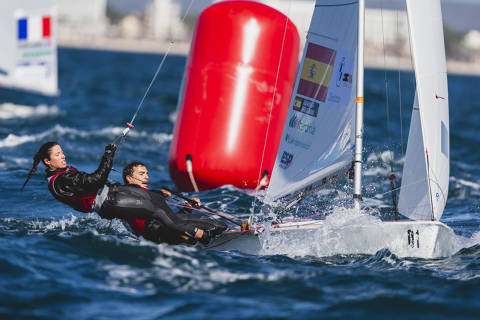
[{"left": 58, "top": 37, "right": 480, "bottom": 76}]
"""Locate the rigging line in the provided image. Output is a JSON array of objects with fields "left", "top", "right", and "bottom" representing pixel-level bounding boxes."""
[
  {"left": 380, "top": 1, "right": 394, "bottom": 173},
  {"left": 374, "top": 175, "right": 430, "bottom": 198},
  {"left": 127, "top": 0, "right": 196, "bottom": 126},
  {"left": 404, "top": 1, "right": 416, "bottom": 110},
  {"left": 396, "top": 8, "right": 405, "bottom": 157},
  {"left": 161, "top": 186, "right": 246, "bottom": 227},
  {"left": 109, "top": 0, "right": 196, "bottom": 149},
  {"left": 278, "top": 169, "right": 350, "bottom": 215},
  {"left": 251, "top": 0, "right": 292, "bottom": 214},
  {"left": 166, "top": 201, "right": 257, "bottom": 226}
]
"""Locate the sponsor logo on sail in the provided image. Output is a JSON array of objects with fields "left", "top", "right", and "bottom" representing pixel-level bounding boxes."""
[
  {"left": 293, "top": 96, "right": 319, "bottom": 118},
  {"left": 328, "top": 54, "right": 353, "bottom": 104},
  {"left": 285, "top": 134, "right": 311, "bottom": 150},
  {"left": 280, "top": 151, "right": 294, "bottom": 169},
  {"left": 289, "top": 114, "right": 315, "bottom": 135}
]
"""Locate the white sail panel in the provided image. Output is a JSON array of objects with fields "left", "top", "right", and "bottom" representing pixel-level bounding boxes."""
[
  {"left": 265, "top": 0, "right": 358, "bottom": 202},
  {"left": 398, "top": 94, "right": 432, "bottom": 220},
  {"left": 0, "top": 0, "right": 58, "bottom": 96},
  {"left": 405, "top": 0, "right": 449, "bottom": 220}
]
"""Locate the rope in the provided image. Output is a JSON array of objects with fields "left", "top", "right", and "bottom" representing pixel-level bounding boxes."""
[
  {"left": 396, "top": 9, "right": 405, "bottom": 157},
  {"left": 185, "top": 155, "right": 199, "bottom": 192},
  {"left": 251, "top": 0, "right": 293, "bottom": 216},
  {"left": 110, "top": 0, "right": 196, "bottom": 147},
  {"left": 166, "top": 201, "right": 247, "bottom": 224},
  {"left": 380, "top": 4, "right": 393, "bottom": 168},
  {"left": 380, "top": 3, "right": 400, "bottom": 214},
  {"left": 373, "top": 175, "right": 429, "bottom": 198}
]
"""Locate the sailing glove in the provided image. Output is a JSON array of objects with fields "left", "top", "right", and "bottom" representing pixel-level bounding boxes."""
[{"left": 105, "top": 143, "right": 117, "bottom": 155}]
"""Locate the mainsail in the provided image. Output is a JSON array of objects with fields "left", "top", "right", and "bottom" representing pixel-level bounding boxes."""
[
  {"left": 398, "top": 0, "right": 449, "bottom": 221},
  {"left": 265, "top": 0, "right": 358, "bottom": 202},
  {"left": 0, "top": 0, "right": 58, "bottom": 96}
]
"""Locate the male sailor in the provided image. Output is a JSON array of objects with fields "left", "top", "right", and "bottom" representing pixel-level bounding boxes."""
[
  {"left": 22, "top": 141, "right": 224, "bottom": 245},
  {"left": 120, "top": 160, "right": 227, "bottom": 244}
]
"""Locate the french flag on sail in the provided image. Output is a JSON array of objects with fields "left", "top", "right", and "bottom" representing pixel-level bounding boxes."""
[{"left": 17, "top": 16, "right": 51, "bottom": 41}]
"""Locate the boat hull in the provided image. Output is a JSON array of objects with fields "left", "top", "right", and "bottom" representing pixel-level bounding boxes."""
[{"left": 206, "top": 220, "right": 458, "bottom": 258}]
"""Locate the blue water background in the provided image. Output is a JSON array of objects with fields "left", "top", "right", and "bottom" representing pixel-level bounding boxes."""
[{"left": 1, "top": 48, "right": 480, "bottom": 319}]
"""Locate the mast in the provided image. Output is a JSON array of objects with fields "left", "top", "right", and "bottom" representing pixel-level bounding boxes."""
[{"left": 353, "top": 0, "right": 365, "bottom": 210}]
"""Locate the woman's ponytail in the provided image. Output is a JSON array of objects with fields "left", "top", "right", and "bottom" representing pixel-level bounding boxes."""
[{"left": 21, "top": 141, "right": 59, "bottom": 190}]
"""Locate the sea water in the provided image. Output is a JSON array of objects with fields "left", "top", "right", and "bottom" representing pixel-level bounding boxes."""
[{"left": 1, "top": 48, "right": 479, "bottom": 319}]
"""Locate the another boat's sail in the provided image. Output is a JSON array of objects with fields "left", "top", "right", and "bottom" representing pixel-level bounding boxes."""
[
  {"left": 398, "top": 0, "right": 449, "bottom": 221},
  {"left": 265, "top": 0, "right": 358, "bottom": 202},
  {"left": 0, "top": 0, "right": 58, "bottom": 96}
]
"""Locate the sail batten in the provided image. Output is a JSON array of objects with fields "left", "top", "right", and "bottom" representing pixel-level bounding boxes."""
[{"left": 265, "top": 0, "right": 358, "bottom": 202}]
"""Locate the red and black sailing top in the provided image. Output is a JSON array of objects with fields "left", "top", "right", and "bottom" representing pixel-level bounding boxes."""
[{"left": 45, "top": 149, "right": 115, "bottom": 213}]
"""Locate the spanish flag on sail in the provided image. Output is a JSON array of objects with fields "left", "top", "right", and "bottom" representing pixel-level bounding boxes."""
[{"left": 297, "top": 43, "right": 336, "bottom": 102}]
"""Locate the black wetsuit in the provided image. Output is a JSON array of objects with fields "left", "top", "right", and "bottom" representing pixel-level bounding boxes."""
[
  {"left": 45, "top": 148, "right": 115, "bottom": 212},
  {"left": 100, "top": 185, "right": 227, "bottom": 244},
  {"left": 46, "top": 149, "right": 226, "bottom": 244}
]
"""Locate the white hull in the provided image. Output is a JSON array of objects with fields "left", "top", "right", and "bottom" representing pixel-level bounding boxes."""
[{"left": 206, "top": 220, "right": 458, "bottom": 259}]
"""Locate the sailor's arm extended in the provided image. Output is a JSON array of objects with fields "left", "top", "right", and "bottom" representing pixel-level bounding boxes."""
[{"left": 53, "top": 144, "right": 116, "bottom": 196}]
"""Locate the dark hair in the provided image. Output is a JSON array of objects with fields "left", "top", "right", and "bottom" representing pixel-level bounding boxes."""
[
  {"left": 122, "top": 161, "right": 147, "bottom": 184},
  {"left": 21, "top": 141, "right": 59, "bottom": 190}
]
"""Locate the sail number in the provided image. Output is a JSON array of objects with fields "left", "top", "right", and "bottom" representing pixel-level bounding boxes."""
[{"left": 407, "top": 229, "right": 420, "bottom": 248}]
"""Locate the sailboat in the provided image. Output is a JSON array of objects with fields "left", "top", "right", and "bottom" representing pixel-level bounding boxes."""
[
  {"left": 0, "top": 0, "right": 58, "bottom": 100},
  {"left": 206, "top": 0, "right": 458, "bottom": 258}
]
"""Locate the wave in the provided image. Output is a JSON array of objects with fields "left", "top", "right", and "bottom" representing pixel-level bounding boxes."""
[
  {"left": 0, "top": 156, "right": 29, "bottom": 170},
  {"left": 0, "top": 103, "right": 59, "bottom": 120},
  {"left": 255, "top": 206, "right": 480, "bottom": 259},
  {"left": 364, "top": 150, "right": 405, "bottom": 177},
  {"left": 453, "top": 178, "right": 480, "bottom": 191},
  {"left": 168, "top": 110, "right": 177, "bottom": 123},
  {"left": 2, "top": 208, "right": 480, "bottom": 294},
  {"left": 0, "top": 124, "right": 173, "bottom": 148}
]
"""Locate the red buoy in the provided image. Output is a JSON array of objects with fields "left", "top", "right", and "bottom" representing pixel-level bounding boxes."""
[{"left": 169, "top": 0, "right": 299, "bottom": 191}]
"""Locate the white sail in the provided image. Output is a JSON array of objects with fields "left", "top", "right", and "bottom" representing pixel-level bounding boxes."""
[
  {"left": 0, "top": 0, "right": 58, "bottom": 96},
  {"left": 399, "top": 0, "right": 449, "bottom": 220},
  {"left": 398, "top": 94, "right": 432, "bottom": 220},
  {"left": 265, "top": 0, "right": 358, "bottom": 202}
]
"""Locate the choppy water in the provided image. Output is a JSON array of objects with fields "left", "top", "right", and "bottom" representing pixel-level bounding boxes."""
[{"left": 1, "top": 48, "right": 479, "bottom": 319}]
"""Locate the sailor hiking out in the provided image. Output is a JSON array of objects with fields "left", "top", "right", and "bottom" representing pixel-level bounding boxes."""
[
  {"left": 117, "top": 160, "right": 227, "bottom": 244},
  {"left": 22, "top": 141, "right": 226, "bottom": 245}
]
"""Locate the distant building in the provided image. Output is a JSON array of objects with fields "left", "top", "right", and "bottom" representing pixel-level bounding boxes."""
[
  {"left": 463, "top": 30, "right": 480, "bottom": 51},
  {"left": 57, "top": 0, "right": 109, "bottom": 39},
  {"left": 120, "top": 15, "right": 143, "bottom": 39},
  {"left": 145, "top": 0, "right": 188, "bottom": 41}
]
